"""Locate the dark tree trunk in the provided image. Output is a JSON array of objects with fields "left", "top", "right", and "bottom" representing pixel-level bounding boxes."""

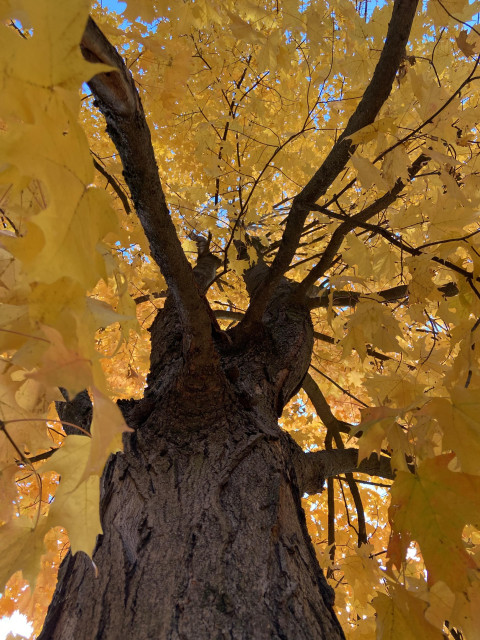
[{"left": 39, "top": 291, "right": 345, "bottom": 640}]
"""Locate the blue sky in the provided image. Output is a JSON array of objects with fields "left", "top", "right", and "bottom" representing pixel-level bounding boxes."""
[{"left": 99, "top": 0, "right": 126, "bottom": 11}]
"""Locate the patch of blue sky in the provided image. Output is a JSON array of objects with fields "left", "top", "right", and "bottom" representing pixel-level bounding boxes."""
[
  {"left": 97, "top": 0, "right": 169, "bottom": 32},
  {"left": 98, "top": 0, "right": 126, "bottom": 13}
]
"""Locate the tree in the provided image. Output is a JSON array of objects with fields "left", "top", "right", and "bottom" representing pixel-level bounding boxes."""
[{"left": 1, "top": 0, "right": 480, "bottom": 637}]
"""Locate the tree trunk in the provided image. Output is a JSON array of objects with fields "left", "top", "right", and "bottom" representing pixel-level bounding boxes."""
[{"left": 39, "top": 294, "right": 345, "bottom": 640}]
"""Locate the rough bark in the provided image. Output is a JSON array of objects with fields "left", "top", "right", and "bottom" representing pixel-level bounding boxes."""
[
  {"left": 39, "top": 288, "right": 346, "bottom": 640},
  {"left": 39, "top": 414, "right": 342, "bottom": 640}
]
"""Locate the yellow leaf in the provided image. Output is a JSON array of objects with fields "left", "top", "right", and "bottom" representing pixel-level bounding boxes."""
[
  {"left": 373, "top": 585, "right": 444, "bottom": 640},
  {"left": 450, "top": 580, "right": 480, "bottom": 639},
  {"left": 227, "top": 11, "right": 266, "bottom": 45},
  {"left": 424, "top": 581, "right": 454, "bottom": 630},
  {"left": 25, "top": 325, "right": 92, "bottom": 396},
  {"left": 41, "top": 436, "right": 101, "bottom": 556},
  {"left": 0, "top": 517, "right": 49, "bottom": 591},
  {"left": 343, "top": 301, "right": 402, "bottom": 356},
  {"left": 351, "top": 154, "right": 389, "bottom": 192},
  {"left": 381, "top": 145, "right": 411, "bottom": 189},
  {"left": 428, "top": 388, "right": 480, "bottom": 475},
  {"left": 123, "top": 0, "right": 158, "bottom": 23},
  {"left": 351, "top": 406, "right": 406, "bottom": 466},
  {"left": 0, "top": 364, "right": 52, "bottom": 457},
  {"left": 405, "top": 255, "right": 441, "bottom": 304},
  {"left": 181, "top": 238, "right": 197, "bottom": 255},
  {"left": 347, "top": 118, "right": 397, "bottom": 145},
  {"left": 86, "top": 297, "right": 136, "bottom": 330},
  {"left": 345, "top": 233, "right": 373, "bottom": 278},
  {"left": 0, "top": 0, "right": 109, "bottom": 120},
  {"left": 85, "top": 386, "right": 132, "bottom": 478},
  {"left": 388, "top": 454, "right": 480, "bottom": 591},
  {"left": 456, "top": 30, "right": 477, "bottom": 57},
  {"left": 0, "top": 463, "right": 18, "bottom": 521},
  {"left": 341, "top": 544, "right": 385, "bottom": 611}
]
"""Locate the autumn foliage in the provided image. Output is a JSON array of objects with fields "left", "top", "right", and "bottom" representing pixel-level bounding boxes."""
[{"left": 1, "top": 0, "right": 480, "bottom": 638}]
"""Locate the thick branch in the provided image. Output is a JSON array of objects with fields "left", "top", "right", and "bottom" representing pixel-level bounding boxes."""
[
  {"left": 135, "top": 290, "right": 166, "bottom": 305},
  {"left": 308, "top": 280, "right": 459, "bottom": 310},
  {"left": 240, "top": 0, "right": 419, "bottom": 328},
  {"left": 216, "top": 310, "right": 397, "bottom": 363},
  {"left": 298, "top": 373, "right": 416, "bottom": 495},
  {"left": 134, "top": 240, "right": 221, "bottom": 304},
  {"left": 189, "top": 233, "right": 222, "bottom": 293},
  {"left": 214, "top": 310, "right": 245, "bottom": 323},
  {"left": 81, "top": 18, "right": 215, "bottom": 365},
  {"left": 300, "top": 0, "right": 419, "bottom": 205},
  {"left": 298, "top": 448, "right": 395, "bottom": 495}
]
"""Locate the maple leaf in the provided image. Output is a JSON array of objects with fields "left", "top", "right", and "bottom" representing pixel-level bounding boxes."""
[
  {"left": 428, "top": 388, "right": 480, "bottom": 475},
  {"left": 388, "top": 454, "right": 480, "bottom": 591},
  {"left": 341, "top": 544, "right": 386, "bottom": 612},
  {"left": 342, "top": 301, "right": 403, "bottom": 358},
  {"left": 456, "top": 30, "right": 477, "bottom": 57},
  {"left": 347, "top": 117, "right": 397, "bottom": 145},
  {"left": 373, "top": 585, "right": 444, "bottom": 640},
  {"left": 40, "top": 436, "right": 101, "bottom": 556},
  {"left": 352, "top": 406, "right": 410, "bottom": 472},
  {"left": 85, "top": 386, "right": 133, "bottom": 478},
  {"left": 450, "top": 580, "right": 480, "bottom": 639},
  {"left": 25, "top": 325, "right": 93, "bottom": 397},
  {"left": 351, "top": 154, "right": 389, "bottom": 192},
  {"left": 0, "top": 517, "right": 49, "bottom": 592}
]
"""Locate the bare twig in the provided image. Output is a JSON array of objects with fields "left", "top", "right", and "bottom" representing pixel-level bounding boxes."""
[{"left": 92, "top": 156, "right": 131, "bottom": 213}]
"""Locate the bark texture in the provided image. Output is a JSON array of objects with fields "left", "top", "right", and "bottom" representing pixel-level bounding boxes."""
[{"left": 39, "top": 294, "right": 345, "bottom": 640}]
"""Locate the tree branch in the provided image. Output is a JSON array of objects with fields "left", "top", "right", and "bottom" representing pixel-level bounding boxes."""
[
  {"left": 313, "top": 330, "right": 394, "bottom": 363},
  {"left": 214, "top": 310, "right": 245, "bottom": 323},
  {"left": 92, "top": 156, "right": 131, "bottom": 214},
  {"left": 216, "top": 310, "right": 410, "bottom": 364},
  {"left": 297, "top": 448, "right": 395, "bottom": 495},
  {"left": 134, "top": 237, "right": 221, "bottom": 304},
  {"left": 294, "top": 152, "right": 428, "bottom": 300},
  {"left": 307, "top": 280, "right": 459, "bottom": 310},
  {"left": 310, "top": 205, "right": 480, "bottom": 288},
  {"left": 298, "top": 373, "right": 415, "bottom": 495},
  {"left": 302, "top": 373, "right": 354, "bottom": 436},
  {"left": 305, "top": 372, "right": 367, "bottom": 544},
  {"left": 240, "top": 0, "right": 419, "bottom": 328},
  {"left": 81, "top": 17, "right": 216, "bottom": 366},
  {"left": 216, "top": 310, "right": 402, "bottom": 365},
  {"left": 135, "top": 290, "right": 166, "bottom": 305}
]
